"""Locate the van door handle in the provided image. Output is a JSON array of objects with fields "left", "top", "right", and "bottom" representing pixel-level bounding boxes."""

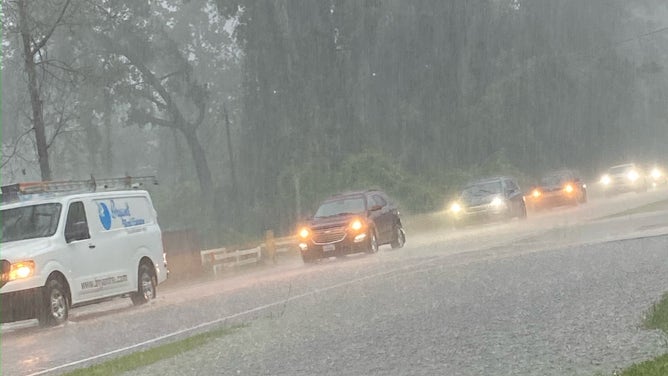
[{"left": 88, "top": 243, "right": 96, "bottom": 249}]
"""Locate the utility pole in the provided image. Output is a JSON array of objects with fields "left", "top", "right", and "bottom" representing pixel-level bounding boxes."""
[{"left": 224, "top": 104, "right": 239, "bottom": 213}]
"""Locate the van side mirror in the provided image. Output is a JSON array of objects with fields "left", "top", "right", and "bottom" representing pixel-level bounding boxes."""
[{"left": 66, "top": 221, "right": 89, "bottom": 243}]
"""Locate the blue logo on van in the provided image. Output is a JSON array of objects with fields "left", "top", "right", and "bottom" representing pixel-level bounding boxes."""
[{"left": 98, "top": 202, "right": 112, "bottom": 230}]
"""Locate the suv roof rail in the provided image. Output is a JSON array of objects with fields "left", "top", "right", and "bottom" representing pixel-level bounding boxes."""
[{"left": 1, "top": 175, "right": 158, "bottom": 204}]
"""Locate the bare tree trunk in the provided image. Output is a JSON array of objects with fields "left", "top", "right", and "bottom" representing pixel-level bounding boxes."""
[
  {"left": 103, "top": 89, "right": 113, "bottom": 174},
  {"left": 182, "top": 130, "right": 213, "bottom": 198},
  {"left": 18, "top": 0, "right": 50, "bottom": 180}
]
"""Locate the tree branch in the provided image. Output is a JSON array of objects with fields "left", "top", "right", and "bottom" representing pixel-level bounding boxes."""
[
  {"left": 30, "top": 0, "right": 71, "bottom": 56},
  {"left": 1, "top": 127, "right": 34, "bottom": 169}
]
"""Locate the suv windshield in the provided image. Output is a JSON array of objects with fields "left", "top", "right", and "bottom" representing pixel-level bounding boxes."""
[
  {"left": 541, "top": 174, "right": 569, "bottom": 186},
  {"left": 609, "top": 165, "right": 633, "bottom": 174},
  {"left": 1, "top": 203, "right": 62, "bottom": 243},
  {"left": 462, "top": 181, "right": 502, "bottom": 199},
  {"left": 314, "top": 197, "right": 366, "bottom": 218}
]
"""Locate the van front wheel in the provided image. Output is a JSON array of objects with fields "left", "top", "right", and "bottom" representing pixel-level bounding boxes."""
[
  {"left": 38, "top": 278, "right": 69, "bottom": 326},
  {"left": 131, "top": 264, "right": 156, "bottom": 306}
]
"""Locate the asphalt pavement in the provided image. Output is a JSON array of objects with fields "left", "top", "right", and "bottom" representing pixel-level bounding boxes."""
[{"left": 2, "top": 189, "right": 668, "bottom": 376}]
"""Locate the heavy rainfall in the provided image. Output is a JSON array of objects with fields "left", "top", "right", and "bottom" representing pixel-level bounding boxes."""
[{"left": 1, "top": 1, "right": 668, "bottom": 375}]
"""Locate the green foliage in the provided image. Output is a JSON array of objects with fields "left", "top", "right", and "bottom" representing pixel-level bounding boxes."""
[
  {"left": 644, "top": 293, "right": 668, "bottom": 334},
  {"left": 605, "top": 293, "right": 668, "bottom": 376},
  {"left": 62, "top": 325, "right": 243, "bottom": 376},
  {"left": 614, "top": 353, "right": 668, "bottom": 376}
]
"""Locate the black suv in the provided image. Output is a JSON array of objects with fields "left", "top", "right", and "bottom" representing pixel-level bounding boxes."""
[
  {"left": 297, "top": 190, "right": 405, "bottom": 263},
  {"left": 448, "top": 176, "right": 527, "bottom": 226},
  {"left": 525, "top": 170, "right": 587, "bottom": 211}
]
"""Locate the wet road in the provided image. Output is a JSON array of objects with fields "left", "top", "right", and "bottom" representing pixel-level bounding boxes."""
[{"left": 3, "top": 189, "right": 668, "bottom": 376}]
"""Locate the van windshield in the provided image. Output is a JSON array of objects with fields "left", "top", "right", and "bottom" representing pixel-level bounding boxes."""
[{"left": 1, "top": 203, "right": 62, "bottom": 243}]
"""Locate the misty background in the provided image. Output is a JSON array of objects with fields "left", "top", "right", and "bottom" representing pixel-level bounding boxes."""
[{"left": 2, "top": 0, "right": 667, "bottom": 245}]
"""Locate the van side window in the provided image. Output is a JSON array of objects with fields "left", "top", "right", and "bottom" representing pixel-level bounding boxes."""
[{"left": 65, "top": 202, "right": 90, "bottom": 241}]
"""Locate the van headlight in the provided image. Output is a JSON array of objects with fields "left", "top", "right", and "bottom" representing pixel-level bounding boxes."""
[{"left": 9, "top": 260, "right": 35, "bottom": 281}]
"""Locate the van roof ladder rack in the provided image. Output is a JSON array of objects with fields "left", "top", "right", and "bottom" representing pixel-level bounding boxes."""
[{"left": 1, "top": 175, "right": 158, "bottom": 203}]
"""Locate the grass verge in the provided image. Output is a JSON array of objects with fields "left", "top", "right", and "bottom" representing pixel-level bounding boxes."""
[
  {"left": 62, "top": 325, "right": 245, "bottom": 376},
  {"left": 595, "top": 198, "right": 668, "bottom": 221},
  {"left": 607, "top": 293, "right": 668, "bottom": 376}
]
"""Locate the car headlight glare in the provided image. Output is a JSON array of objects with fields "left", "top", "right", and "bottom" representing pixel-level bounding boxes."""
[
  {"left": 627, "top": 170, "right": 639, "bottom": 181},
  {"left": 299, "top": 227, "right": 310, "bottom": 239},
  {"left": 490, "top": 197, "right": 504, "bottom": 207},
  {"left": 564, "top": 184, "right": 574, "bottom": 193},
  {"left": 651, "top": 168, "right": 662, "bottom": 180},
  {"left": 450, "top": 202, "right": 462, "bottom": 213},
  {"left": 600, "top": 175, "right": 611, "bottom": 185},
  {"left": 531, "top": 189, "right": 541, "bottom": 198},
  {"left": 350, "top": 219, "right": 363, "bottom": 231},
  {"left": 9, "top": 261, "right": 35, "bottom": 281}
]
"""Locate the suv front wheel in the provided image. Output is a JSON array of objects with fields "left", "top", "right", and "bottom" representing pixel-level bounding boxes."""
[
  {"left": 366, "top": 230, "right": 379, "bottom": 253},
  {"left": 391, "top": 225, "right": 406, "bottom": 249}
]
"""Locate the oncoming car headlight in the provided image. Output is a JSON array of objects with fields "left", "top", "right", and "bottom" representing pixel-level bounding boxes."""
[
  {"left": 8, "top": 261, "right": 35, "bottom": 281},
  {"left": 627, "top": 170, "right": 639, "bottom": 182},
  {"left": 350, "top": 219, "right": 364, "bottom": 231},
  {"left": 564, "top": 184, "right": 574, "bottom": 193},
  {"left": 298, "top": 227, "right": 310, "bottom": 240},
  {"left": 531, "top": 189, "right": 541, "bottom": 198},
  {"left": 651, "top": 168, "right": 662, "bottom": 180},
  {"left": 490, "top": 196, "right": 505, "bottom": 207},
  {"left": 600, "top": 175, "right": 611, "bottom": 185},
  {"left": 449, "top": 202, "right": 462, "bottom": 214}
]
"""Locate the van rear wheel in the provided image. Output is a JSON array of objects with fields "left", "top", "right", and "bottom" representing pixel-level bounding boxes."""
[
  {"left": 38, "top": 278, "right": 69, "bottom": 326},
  {"left": 131, "top": 264, "right": 156, "bottom": 306}
]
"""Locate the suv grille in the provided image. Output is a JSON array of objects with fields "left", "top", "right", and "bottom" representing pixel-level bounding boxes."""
[{"left": 313, "top": 227, "right": 346, "bottom": 244}]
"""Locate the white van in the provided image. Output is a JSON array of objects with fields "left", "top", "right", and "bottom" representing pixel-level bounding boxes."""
[{"left": 1, "top": 189, "right": 167, "bottom": 326}]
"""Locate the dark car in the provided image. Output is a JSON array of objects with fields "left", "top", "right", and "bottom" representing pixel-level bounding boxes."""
[
  {"left": 297, "top": 190, "right": 405, "bottom": 263},
  {"left": 448, "top": 177, "right": 527, "bottom": 226},
  {"left": 599, "top": 163, "right": 648, "bottom": 196},
  {"left": 525, "top": 170, "right": 587, "bottom": 211}
]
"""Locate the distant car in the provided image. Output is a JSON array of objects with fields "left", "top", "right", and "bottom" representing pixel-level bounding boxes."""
[
  {"left": 647, "top": 164, "right": 667, "bottom": 188},
  {"left": 525, "top": 170, "right": 587, "bottom": 211},
  {"left": 297, "top": 190, "right": 405, "bottom": 263},
  {"left": 448, "top": 177, "right": 527, "bottom": 226},
  {"left": 599, "top": 163, "right": 648, "bottom": 196}
]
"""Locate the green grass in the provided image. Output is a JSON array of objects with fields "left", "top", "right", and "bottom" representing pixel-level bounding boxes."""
[
  {"left": 595, "top": 198, "right": 668, "bottom": 220},
  {"left": 62, "top": 325, "right": 244, "bottom": 376},
  {"left": 614, "top": 354, "right": 668, "bottom": 376},
  {"left": 603, "top": 293, "right": 668, "bottom": 376},
  {"left": 644, "top": 293, "right": 668, "bottom": 335}
]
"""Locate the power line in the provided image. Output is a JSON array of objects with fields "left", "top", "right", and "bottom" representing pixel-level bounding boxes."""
[{"left": 616, "top": 25, "right": 668, "bottom": 46}]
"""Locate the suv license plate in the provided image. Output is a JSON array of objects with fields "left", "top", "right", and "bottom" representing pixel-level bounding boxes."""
[{"left": 323, "top": 244, "right": 335, "bottom": 252}]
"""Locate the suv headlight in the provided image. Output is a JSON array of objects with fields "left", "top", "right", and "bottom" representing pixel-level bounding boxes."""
[
  {"left": 627, "top": 170, "right": 639, "bottom": 182},
  {"left": 651, "top": 168, "right": 662, "bottom": 180},
  {"left": 298, "top": 227, "right": 310, "bottom": 239},
  {"left": 350, "top": 219, "right": 364, "bottom": 231},
  {"left": 490, "top": 197, "right": 505, "bottom": 208}
]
